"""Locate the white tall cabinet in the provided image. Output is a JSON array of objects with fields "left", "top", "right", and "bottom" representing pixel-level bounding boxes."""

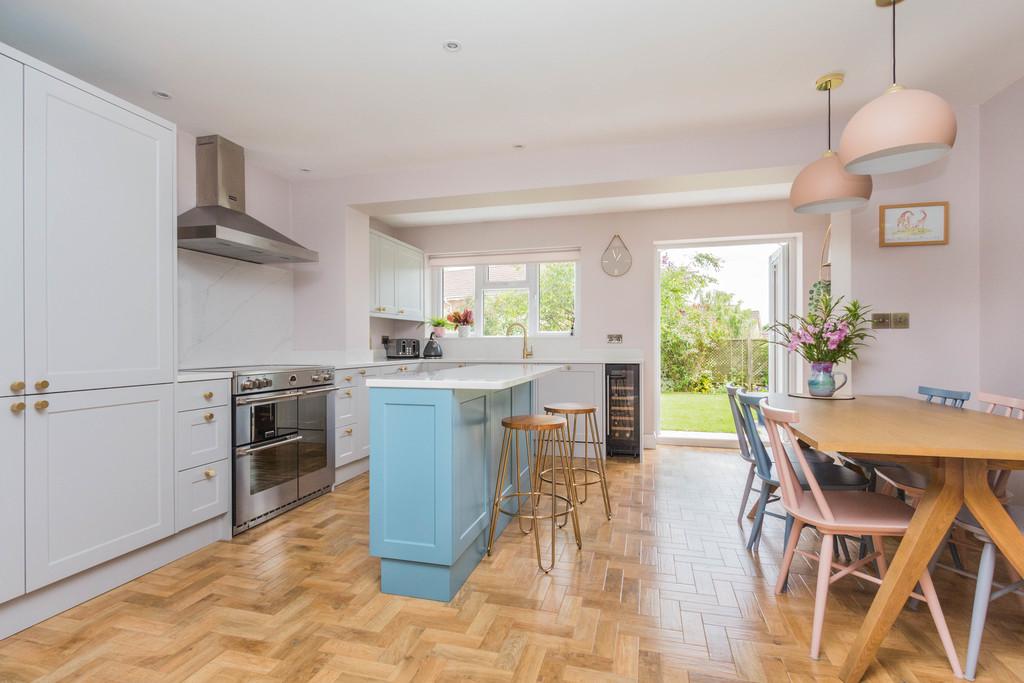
[
  {"left": 0, "top": 42, "right": 180, "bottom": 616},
  {"left": 369, "top": 230, "right": 424, "bottom": 321},
  {"left": 0, "top": 55, "right": 23, "bottom": 399},
  {"left": 23, "top": 68, "right": 175, "bottom": 394}
]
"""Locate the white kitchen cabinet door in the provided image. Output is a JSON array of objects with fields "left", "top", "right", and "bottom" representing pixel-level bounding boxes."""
[
  {"left": 25, "top": 384, "right": 174, "bottom": 591},
  {"left": 357, "top": 368, "right": 379, "bottom": 461},
  {"left": 0, "top": 396, "right": 25, "bottom": 604},
  {"left": 376, "top": 236, "right": 398, "bottom": 315},
  {"left": 23, "top": 68, "right": 175, "bottom": 394},
  {"left": 0, "top": 56, "right": 23, "bottom": 398},
  {"left": 174, "top": 405, "right": 230, "bottom": 472},
  {"left": 533, "top": 364, "right": 605, "bottom": 446},
  {"left": 369, "top": 232, "right": 380, "bottom": 314},
  {"left": 175, "top": 459, "right": 230, "bottom": 532},
  {"left": 395, "top": 244, "right": 424, "bottom": 320}
]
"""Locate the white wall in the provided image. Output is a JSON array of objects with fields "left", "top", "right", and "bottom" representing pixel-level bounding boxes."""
[
  {"left": 849, "top": 107, "right": 982, "bottom": 398},
  {"left": 176, "top": 131, "right": 298, "bottom": 368},
  {"left": 395, "top": 201, "right": 826, "bottom": 435}
]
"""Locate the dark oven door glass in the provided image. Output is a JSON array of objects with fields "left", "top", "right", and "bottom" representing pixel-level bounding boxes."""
[
  {"left": 234, "top": 395, "right": 300, "bottom": 526},
  {"left": 297, "top": 390, "right": 334, "bottom": 498}
]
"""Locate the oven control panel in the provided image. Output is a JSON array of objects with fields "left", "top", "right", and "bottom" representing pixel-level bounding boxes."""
[{"left": 233, "top": 366, "right": 334, "bottom": 394}]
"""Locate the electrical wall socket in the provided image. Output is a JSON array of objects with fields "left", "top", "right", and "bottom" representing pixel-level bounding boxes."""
[
  {"left": 871, "top": 313, "right": 892, "bottom": 330},
  {"left": 891, "top": 312, "right": 910, "bottom": 329},
  {"left": 607, "top": 334, "right": 623, "bottom": 344}
]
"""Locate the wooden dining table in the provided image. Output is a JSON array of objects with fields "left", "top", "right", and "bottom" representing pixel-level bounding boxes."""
[{"left": 769, "top": 394, "right": 1024, "bottom": 682}]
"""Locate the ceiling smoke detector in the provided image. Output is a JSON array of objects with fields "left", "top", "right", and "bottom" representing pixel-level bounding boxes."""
[{"left": 443, "top": 40, "right": 462, "bottom": 52}]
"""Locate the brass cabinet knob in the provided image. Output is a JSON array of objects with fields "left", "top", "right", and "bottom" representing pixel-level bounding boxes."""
[
  {"left": 203, "top": 391, "right": 214, "bottom": 400},
  {"left": 345, "top": 427, "right": 353, "bottom": 436},
  {"left": 345, "top": 390, "right": 352, "bottom": 397},
  {"left": 10, "top": 402, "right": 26, "bottom": 414},
  {"left": 344, "top": 375, "right": 353, "bottom": 382},
  {"left": 359, "top": 369, "right": 366, "bottom": 375},
  {"left": 9, "top": 380, "right": 25, "bottom": 393},
  {"left": 203, "top": 412, "right": 215, "bottom": 422},
  {"left": 399, "top": 309, "right": 405, "bottom": 314},
  {"left": 35, "top": 379, "right": 50, "bottom": 391},
  {"left": 203, "top": 469, "right": 216, "bottom": 479},
  {"left": 34, "top": 400, "right": 49, "bottom": 411}
]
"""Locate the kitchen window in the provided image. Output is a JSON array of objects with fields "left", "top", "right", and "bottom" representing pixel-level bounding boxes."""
[{"left": 432, "top": 252, "right": 579, "bottom": 337}]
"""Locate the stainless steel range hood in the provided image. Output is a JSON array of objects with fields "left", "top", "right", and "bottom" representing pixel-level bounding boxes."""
[{"left": 177, "top": 135, "right": 318, "bottom": 264}]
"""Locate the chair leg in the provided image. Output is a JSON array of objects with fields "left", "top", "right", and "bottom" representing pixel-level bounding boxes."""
[
  {"left": 918, "top": 568, "right": 963, "bottom": 678},
  {"left": 871, "top": 535, "right": 888, "bottom": 578},
  {"left": 810, "top": 534, "right": 834, "bottom": 660},
  {"left": 747, "top": 486, "right": 770, "bottom": 552},
  {"left": 965, "top": 541, "right": 997, "bottom": 681},
  {"left": 948, "top": 540, "right": 965, "bottom": 571},
  {"left": 738, "top": 463, "right": 756, "bottom": 524},
  {"left": 775, "top": 519, "right": 804, "bottom": 594},
  {"left": 486, "top": 428, "right": 513, "bottom": 555}
]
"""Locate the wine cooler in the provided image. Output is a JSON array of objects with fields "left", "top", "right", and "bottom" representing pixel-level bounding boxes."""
[{"left": 606, "top": 364, "right": 641, "bottom": 457}]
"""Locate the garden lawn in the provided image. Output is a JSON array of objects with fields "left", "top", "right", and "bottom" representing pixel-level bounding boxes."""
[{"left": 660, "top": 392, "right": 734, "bottom": 433}]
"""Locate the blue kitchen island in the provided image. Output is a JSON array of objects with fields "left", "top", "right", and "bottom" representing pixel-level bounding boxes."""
[{"left": 367, "top": 364, "right": 562, "bottom": 601}]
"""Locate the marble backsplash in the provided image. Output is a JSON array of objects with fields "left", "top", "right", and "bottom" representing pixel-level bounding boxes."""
[{"left": 177, "top": 249, "right": 295, "bottom": 368}]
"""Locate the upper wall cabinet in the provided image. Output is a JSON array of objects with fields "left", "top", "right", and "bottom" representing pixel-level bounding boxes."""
[
  {"left": 22, "top": 68, "right": 175, "bottom": 394},
  {"left": 0, "top": 56, "right": 23, "bottom": 399},
  {"left": 369, "top": 230, "right": 424, "bottom": 322}
]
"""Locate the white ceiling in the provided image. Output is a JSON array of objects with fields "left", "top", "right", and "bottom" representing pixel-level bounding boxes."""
[{"left": 2, "top": 1, "right": 1023, "bottom": 180}]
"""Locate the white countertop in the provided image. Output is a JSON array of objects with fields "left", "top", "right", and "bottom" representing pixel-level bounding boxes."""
[
  {"left": 333, "top": 356, "right": 642, "bottom": 370},
  {"left": 365, "top": 363, "right": 564, "bottom": 390},
  {"left": 176, "top": 370, "right": 234, "bottom": 383}
]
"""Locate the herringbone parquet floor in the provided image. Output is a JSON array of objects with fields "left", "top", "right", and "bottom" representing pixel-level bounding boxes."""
[{"left": 1, "top": 447, "right": 1022, "bottom": 682}]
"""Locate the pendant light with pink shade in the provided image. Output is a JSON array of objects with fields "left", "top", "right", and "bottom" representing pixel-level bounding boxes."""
[
  {"left": 838, "top": 0, "right": 957, "bottom": 175},
  {"left": 790, "top": 73, "right": 872, "bottom": 214}
]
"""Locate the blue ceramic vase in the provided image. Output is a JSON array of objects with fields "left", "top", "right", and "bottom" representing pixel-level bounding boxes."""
[{"left": 808, "top": 362, "right": 848, "bottom": 397}]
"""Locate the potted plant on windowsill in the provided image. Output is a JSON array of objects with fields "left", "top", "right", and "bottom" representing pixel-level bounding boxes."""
[
  {"left": 767, "top": 294, "right": 873, "bottom": 398},
  {"left": 447, "top": 309, "right": 474, "bottom": 338},
  {"left": 429, "top": 316, "right": 451, "bottom": 338}
]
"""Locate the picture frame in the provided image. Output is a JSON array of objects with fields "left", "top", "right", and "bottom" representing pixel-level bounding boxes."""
[{"left": 878, "top": 201, "right": 949, "bottom": 247}]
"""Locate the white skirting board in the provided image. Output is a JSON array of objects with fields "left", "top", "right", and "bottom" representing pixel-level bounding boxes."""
[
  {"left": 334, "top": 456, "right": 369, "bottom": 486},
  {"left": 0, "top": 514, "right": 230, "bottom": 640},
  {"left": 643, "top": 433, "right": 657, "bottom": 450}
]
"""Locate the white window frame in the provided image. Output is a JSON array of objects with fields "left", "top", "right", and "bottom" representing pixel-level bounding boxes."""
[{"left": 432, "top": 261, "right": 579, "bottom": 338}]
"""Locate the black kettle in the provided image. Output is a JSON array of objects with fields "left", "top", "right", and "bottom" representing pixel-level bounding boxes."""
[{"left": 422, "top": 332, "right": 443, "bottom": 359}]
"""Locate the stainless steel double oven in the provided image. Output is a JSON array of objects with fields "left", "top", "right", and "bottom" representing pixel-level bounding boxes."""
[{"left": 206, "top": 365, "right": 337, "bottom": 534}]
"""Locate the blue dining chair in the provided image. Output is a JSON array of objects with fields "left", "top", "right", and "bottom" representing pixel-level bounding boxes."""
[
  {"left": 726, "top": 384, "right": 760, "bottom": 524},
  {"left": 736, "top": 390, "right": 869, "bottom": 553},
  {"left": 919, "top": 385, "right": 971, "bottom": 408}
]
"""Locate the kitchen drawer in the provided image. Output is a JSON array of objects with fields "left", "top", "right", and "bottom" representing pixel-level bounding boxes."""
[
  {"left": 381, "top": 362, "right": 419, "bottom": 376},
  {"left": 175, "top": 379, "right": 230, "bottom": 413},
  {"left": 334, "top": 369, "right": 367, "bottom": 388},
  {"left": 336, "top": 424, "right": 360, "bottom": 468},
  {"left": 336, "top": 386, "right": 356, "bottom": 425},
  {"left": 175, "top": 405, "right": 231, "bottom": 471},
  {"left": 175, "top": 459, "right": 230, "bottom": 532}
]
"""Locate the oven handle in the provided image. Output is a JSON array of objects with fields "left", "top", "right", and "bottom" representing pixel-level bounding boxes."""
[
  {"left": 235, "top": 390, "right": 304, "bottom": 407},
  {"left": 235, "top": 434, "right": 303, "bottom": 456},
  {"left": 297, "top": 386, "right": 340, "bottom": 397}
]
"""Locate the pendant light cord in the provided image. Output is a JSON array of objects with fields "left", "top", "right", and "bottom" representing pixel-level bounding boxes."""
[
  {"left": 827, "top": 85, "right": 832, "bottom": 151},
  {"left": 891, "top": 0, "right": 897, "bottom": 85}
]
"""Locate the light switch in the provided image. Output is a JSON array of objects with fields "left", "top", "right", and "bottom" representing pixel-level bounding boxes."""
[
  {"left": 892, "top": 312, "right": 910, "bottom": 329},
  {"left": 607, "top": 334, "right": 623, "bottom": 344},
  {"left": 871, "top": 313, "right": 892, "bottom": 330}
]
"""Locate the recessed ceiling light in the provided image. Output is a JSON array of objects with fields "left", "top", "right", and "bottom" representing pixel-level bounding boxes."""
[
  {"left": 513, "top": 144, "right": 525, "bottom": 150},
  {"left": 443, "top": 40, "right": 462, "bottom": 52},
  {"left": 299, "top": 168, "right": 312, "bottom": 173},
  {"left": 151, "top": 90, "right": 172, "bottom": 100}
]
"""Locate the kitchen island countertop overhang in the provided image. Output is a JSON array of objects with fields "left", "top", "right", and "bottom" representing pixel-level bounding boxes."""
[{"left": 365, "top": 362, "right": 564, "bottom": 390}]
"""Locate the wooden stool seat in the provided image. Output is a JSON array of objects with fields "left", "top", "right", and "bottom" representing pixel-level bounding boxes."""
[
  {"left": 544, "top": 402, "right": 597, "bottom": 415},
  {"left": 502, "top": 414, "right": 565, "bottom": 431}
]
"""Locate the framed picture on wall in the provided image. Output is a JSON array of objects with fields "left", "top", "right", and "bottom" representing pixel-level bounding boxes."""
[{"left": 879, "top": 201, "right": 949, "bottom": 247}]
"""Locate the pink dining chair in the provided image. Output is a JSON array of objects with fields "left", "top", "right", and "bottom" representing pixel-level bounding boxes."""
[{"left": 760, "top": 400, "right": 962, "bottom": 675}]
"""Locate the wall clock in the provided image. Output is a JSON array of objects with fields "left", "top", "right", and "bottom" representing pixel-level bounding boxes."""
[{"left": 601, "top": 234, "right": 632, "bottom": 277}]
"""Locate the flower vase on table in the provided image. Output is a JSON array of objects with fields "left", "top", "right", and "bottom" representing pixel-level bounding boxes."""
[{"left": 767, "top": 294, "right": 872, "bottom": 399}]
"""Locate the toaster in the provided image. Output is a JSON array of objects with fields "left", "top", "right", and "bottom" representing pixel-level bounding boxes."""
[{"left": 384, "top": 337, "right": 420, "bottom": 359}]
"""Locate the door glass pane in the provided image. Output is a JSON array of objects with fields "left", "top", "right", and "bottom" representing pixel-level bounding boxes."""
[
  {"left": 441, "top": 266, "right": 475, "bottom": 317},
  {"left": 538, "top": 262, "right": 575, "bottom": 333},
  {"left": 483, "top": 288, "right": 528, "bottom": 336},
  {"left": 250, "top": 441, "right": 299, "bottom": 495},
  {"left": 487, "top": 263, "right": 525, "bottom": 282}
]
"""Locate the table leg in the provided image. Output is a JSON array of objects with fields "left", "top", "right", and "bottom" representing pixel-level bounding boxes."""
[
  {"left": 839, "top": 459, "right": 964, "bottom": 682},
  {"left": 964, "top": 459, "right": 1024, "bottom": 576}
]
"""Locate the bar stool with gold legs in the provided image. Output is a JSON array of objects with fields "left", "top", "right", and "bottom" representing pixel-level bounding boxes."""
[
  {"left": 486, "top": 414, "right": 582, "bottom": 572},
  {"left": 543, "top": 402, "right": 612, "bottom": 520}
]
